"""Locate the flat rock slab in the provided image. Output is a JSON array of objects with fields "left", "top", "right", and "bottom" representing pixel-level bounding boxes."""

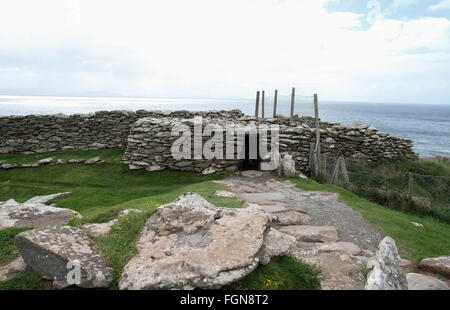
[
  {"left": 419, "top": 256, "right": 450, "bottom": 277},
  {"left": 214, "top": 190, "right": 236, "bottom": 198},
  {"left": 0, "top": 257, "right": 27, "bottom": 282},
  {"left": 407, "top": 273, "right": 449, "bottom": 290},
  {"left": 15, "top": 226, "right": 113, "bottom": 289},
  {"left": 279, "top": 225, "right": 339, "bottom": 243},
  {"left": 273, "top": 211, "right": 311, "bottom": 226},
  {"left": 0, "top": 192, "right": 79, "bottom": 229},
  {"left": 119, "top": 193, "right": 272, "bottom": 290},
  {"left": 240, "top": 170, "right": 263, "bottom": 178},
  {"left": 238, "top": 192, "right": 286, "bottom": 204},
  {"left": 293, "top": 250, "right": 365, "bottom": 290},
  {"left": 220, "top": 173, "right": 382, "bottom": 252}
]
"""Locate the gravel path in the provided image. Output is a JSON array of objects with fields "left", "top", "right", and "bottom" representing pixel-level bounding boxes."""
[{"left": 217, "top": 171, "right": 383, "bottom": 252}]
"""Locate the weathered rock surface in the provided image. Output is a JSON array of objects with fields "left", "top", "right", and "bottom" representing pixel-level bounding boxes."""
[
  {"left": 290, "top": 243, "right": 366, "bottom": 290},
  {"left": 214, "top": 190, "right": 236, "bottom": 198},
  {"left": 0, "top": 192, "right": 79, "bottom": 229},
  {"left": 0, "top": 257, "right": 27, "bottom": 282},
  {"left": 280, "top": 154, "right": 297, "bottom": 177},
  {"left": 84, "top": 156, "right": 102, "bottom": 164},
  {"left": 81, "top": 220, "right": 118, "bottom": 238},
  {"left": 407, "top": 273, "right": 449, "bottom": 290},
  {"left": 15, "top": 226, "right": 113, "bottom": 289},
  {"left": 419, "top": 256, "right": 450, "bottom": 277},
  {"left": 118, "top": 192, "right": 272, "bottom": 290},
  {"left": 259, "top": 229, "right": 296, "bottom": 265},
  {"left": 273, "top": 211, "right": 311, "bottom": 226},
  {"left": 366, "top": 237, "right": 408, "bottom": 290},
  {"left": 37, "top": 157, "right": 54, "bottom": 166},
  {"left": 279, "top": 225, "right": 339, "bottom": 243}
]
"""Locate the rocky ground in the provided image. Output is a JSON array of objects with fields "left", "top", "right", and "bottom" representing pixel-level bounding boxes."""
[
  {"left": 214, "top": 170, "right": 449, "bottom": 290},
  {"left": 0, "top": 170, "right": 448, "bottom": 290}
]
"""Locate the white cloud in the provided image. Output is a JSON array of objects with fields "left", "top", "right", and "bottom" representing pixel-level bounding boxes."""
[
  {"left": 428, "top": 0, "right": 450, "bottom": 11},
  {"left": 0, "top": 0, "right": 449, "bottom": 103}
]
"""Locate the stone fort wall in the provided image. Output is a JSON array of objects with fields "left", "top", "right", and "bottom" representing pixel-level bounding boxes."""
[{"left": 0, "top": 110, "right": 417, "bottom": 173}]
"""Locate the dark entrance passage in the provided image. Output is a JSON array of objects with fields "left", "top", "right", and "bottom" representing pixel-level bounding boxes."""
[{"left": 238, "top": 132, "right": 261, "bottom": 171}]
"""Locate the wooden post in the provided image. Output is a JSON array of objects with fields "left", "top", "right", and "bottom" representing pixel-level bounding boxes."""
[
  {"left": 273, "top": 90, "right": 278, "bottom": 118},
  {"left": 309, "top": 142, "right": 315, "bottom": 173},
  {"left": 408, "top": 172, "right": 414, "bottom": 200},
  {"left": 313, "top": 93, "right": 321, "bottom": 174},
  {"left": 322, "top": 153, "right": 327, "bottom": 181},
  {"left": 290, "top": 87, "right": 295, "bottom": 124},
  {"left": 261, "top": 90, "right": 265, "bottom": 118},
  {"left": 340, "top": 157, "right": 352, "bottom": 191},
  {"left": 255, "top": 91, "right": 260, "bottom": 118}
]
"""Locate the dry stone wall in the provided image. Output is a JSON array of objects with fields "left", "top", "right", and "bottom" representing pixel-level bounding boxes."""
[
  {"left": 0, "top": 110, "right": 244, "bottom": 154},
  {"left": 123, "top": 114, "right": 418, "bottom": 173}
]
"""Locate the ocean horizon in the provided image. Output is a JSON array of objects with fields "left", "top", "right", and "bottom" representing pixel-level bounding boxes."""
[{"left": 0, "top": 95, "right": 449, "bottom": 158}]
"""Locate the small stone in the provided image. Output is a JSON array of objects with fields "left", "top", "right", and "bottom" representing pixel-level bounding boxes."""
[
  {"left": 1, "top": 164, "right": 18, "bottom": 169},
  {"left": 419, "top": 256, "right": 450, "bottom": 277},
  {"left": 406, "top": 273, "right": 449, "bottom": 290},
  {"left": 37, "top": 157, "right": 54, "bottom": 166},
  {"left": 84, "top": 157, "right": 101, "bottom": 164},
  {"left": 81, "top": 219, "right": 118, "bottom": 238},
  {"left": 214, "top": 190, "right": 236, "bottom": 198},
  {"left": 202, "top": 167, "right": 216, "bottom": 175},
  {"left": 0, "top": 257, "right": 27, "bottom": 282}
]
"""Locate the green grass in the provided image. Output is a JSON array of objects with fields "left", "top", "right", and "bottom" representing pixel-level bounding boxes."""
[
  {"left": 0, "top": 148, "right": 246, "bottom": 289},
  {"left": 285, "top": 176, "right": 450, "bottom": 261},
  {"left": 0, "top": 271, "right": 49, "bottom": 290},
  {"left": 377, "top": 156, "right": 450, "bottom": 177},
  {"left": 227, "top": 255, "right": 321, "bottom": 290},
  {"left": 0, "top": 228, "right": 31, "bottom": 265},
  {"left": 0, "top": 148, "right": 124, "bottom": 165}
]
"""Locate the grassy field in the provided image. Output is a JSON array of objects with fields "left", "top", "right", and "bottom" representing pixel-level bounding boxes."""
[
  {"left": 285, "top": 176, "right": 450, "bottom": 262},
  {"left": 324, "top": 156, "right": 450, "bottom": 223},
  {"left": 0, "top": 148, "right": 320, "bottom": 290}
]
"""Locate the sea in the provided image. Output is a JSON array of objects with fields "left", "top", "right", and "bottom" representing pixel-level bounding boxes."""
[{"left": 0, "top": 95, "right": 448, "bottom": 158}]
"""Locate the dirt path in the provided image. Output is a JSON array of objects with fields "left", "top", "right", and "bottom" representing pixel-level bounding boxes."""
[{"left": 215, "top": 170, "right": 383, "bottom": 252}]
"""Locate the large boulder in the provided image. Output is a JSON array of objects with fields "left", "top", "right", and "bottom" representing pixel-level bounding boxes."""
[
  {"left": 419, "top": 256, "right": 450, "bottom": 278},
  {"left": 118, "top": 193, "right": 273, "bottom": 290},
  {"left": 406, "top": 273, "right": 449, "bottom": 290},
  {"left": 279, "top": 225, "right": 339, "bottom": 243},
  {"left": 15, "top": 226, "right": 113, "bottom": 289},
  {"left": 366, "top": 237, "right": 408, "bottom": 290},
  {"left": 0, "top": 192, "right": 79, "bottom": 229}
]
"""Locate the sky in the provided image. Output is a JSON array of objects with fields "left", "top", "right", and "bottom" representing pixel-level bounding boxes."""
[{"left": 0, "top": 0, "right": 449, "bottom": 104}]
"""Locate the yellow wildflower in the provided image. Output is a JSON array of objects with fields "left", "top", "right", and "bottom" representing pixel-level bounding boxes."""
[{"left": 124, "top": 217, "right": 129, "bottom": 222}]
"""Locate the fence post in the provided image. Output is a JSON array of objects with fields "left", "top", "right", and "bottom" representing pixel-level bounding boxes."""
[
  {"left": 313, "top": 94, "right": 321, "bottom": 176},
  {"left": 261, "top": 90, "right": 265, "bottom": 118},
  {"left": 321, "top": 153, "right": 327, "bottom": 182},
  {"left": 340, "top": 157, "right": 352, "bottom": 191},
  {"left": 255, "top": 91, "right": 260, "bottom": 118},
  {"left": 408, "top": 172, "right": 414, "bottom": 200},
  {"left": 273, "top": 89, "right": 278, "bottom": 118},
  {"left": 290, "top": 87, "right": 295, "bottom": 124}
]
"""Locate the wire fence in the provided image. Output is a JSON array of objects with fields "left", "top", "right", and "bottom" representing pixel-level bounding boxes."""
[{"left": 315, "top": 155, "right": 450, "bottom": 223}]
